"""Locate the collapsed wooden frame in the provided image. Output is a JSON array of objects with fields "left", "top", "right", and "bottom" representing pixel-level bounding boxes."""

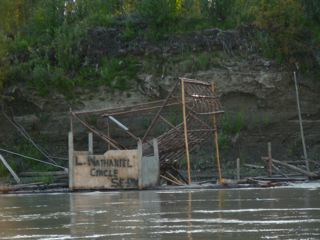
[{"left": 70, "top": 77, "right": 224, "bottom": 185}]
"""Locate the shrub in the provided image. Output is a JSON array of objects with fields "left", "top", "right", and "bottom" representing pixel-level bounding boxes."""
[
  {"left": 242, "top": 0, "right": 307, "bottom": 63},
  {"left": 0, "top": 33, "right": 9, "bottom": 95},
  {"left": 99, "top": 57, "right": 139, "bottom": 90},
  {"left": 136, "top": 0, "right": 178, "bottom": 39}
]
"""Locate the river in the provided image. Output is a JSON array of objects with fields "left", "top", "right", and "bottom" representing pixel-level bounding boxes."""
[{"left": 0, "top": 182, "right": 319, "bottom": 239}]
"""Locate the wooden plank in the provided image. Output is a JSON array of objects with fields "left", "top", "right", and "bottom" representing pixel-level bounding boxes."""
[{"left": 0, "top": 154, "right": 20, "bottom": 183}]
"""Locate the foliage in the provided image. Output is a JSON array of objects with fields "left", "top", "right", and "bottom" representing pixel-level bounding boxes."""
[
  {"left": 0, "top": 33, "right": 9, "bottom": 95},
  {"left": 0, "top": 0, "right": 319, "bottom": 97},
  {"left": 135, "top": 0, "right": 178, "bottom": 39},
  {"left": 1, "top": 140, "right": 56, "bottom": 175},
  {"left": 220, "top": 112, "right": 246, "bottom": 135},
  {"left": 251, "top": 0, "right": 307, "bottom": 63}
]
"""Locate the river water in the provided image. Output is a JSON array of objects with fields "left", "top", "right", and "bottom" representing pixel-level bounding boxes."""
[{"left": 0, "top": 183, "right": 319, "bottom": 240}]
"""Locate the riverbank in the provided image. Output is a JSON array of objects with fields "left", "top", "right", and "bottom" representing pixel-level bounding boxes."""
[{"left": 1, "top": 178, "right": 318, "bottom": 195}]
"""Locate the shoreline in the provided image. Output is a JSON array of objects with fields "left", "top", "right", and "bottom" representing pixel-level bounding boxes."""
[{"left": 1, "top": 178, "right": 318, "bottom": 195}]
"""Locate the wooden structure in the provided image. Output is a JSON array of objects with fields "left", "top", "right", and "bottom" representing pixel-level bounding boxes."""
[
  {"left": 68, "top": 134, "right": 159, "bottom": 190},
  {"left": 69, "top": 77, "right": 224, "bottom": 188}
]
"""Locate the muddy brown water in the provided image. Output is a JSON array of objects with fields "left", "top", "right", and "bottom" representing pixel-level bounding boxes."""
[{"left": 0, "top": 183, "right": 320, "bottom": 240}]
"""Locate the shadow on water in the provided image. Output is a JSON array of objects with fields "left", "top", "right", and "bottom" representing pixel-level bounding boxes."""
[{"left": 0, "top": 184, "right": 320, "bottom": 239}]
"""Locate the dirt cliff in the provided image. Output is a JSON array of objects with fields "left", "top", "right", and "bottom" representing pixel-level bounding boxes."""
[{"left": 1, "top": 27, "right": 320, "bottom": 174}]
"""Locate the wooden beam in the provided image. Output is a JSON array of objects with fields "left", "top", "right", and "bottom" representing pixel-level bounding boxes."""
[
  {"left": 211, "top": 82, "right": 222, "bottom": 183},
  {"left": 142, "top": 79, "right": 179, "bottom": 142},
  {"left": 159, "top": 115, "right": 177, "bottom": 129},
  {"left": 72, "top": 113, "right": 123, "bottom": 150},
  {"left": 181, "top": 79, "right": 192, "bottom": 184},
  {"left": 74, "top": 99, "right": 167, "bottom": 115},
  {"left": 160, "top": 174, "right": 183, "bottom": 186},
  {"left": 272, "top": 163, "right": 288, "bottom": 178},
  {"left": 102, "top": 101, "right": 182, "bottom": 117},
  {"left": 293, "top": 71, "right": 309, "bottom": 171},
  {"left": 166, "top": 171, "right": 185, "bottom": 185}
]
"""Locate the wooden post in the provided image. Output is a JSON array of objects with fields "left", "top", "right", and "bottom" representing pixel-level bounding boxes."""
[
  {"left": 69, "top": 107, "right": 73, "bottom": 133},
  {"left": 137, "top": 140, "right": 143, "bottom": 189},
  {"left": 267, "top": 142, "right": 272, "bottom": 177},
  {"left": 293, "top": 71, "right": 309, "bottom": 171},
  {"left": 0, "top": 154, "right": 20, "bottom": 183},
  {"left": 153, "top": 138, "right": 160, "bottom": 185},
  {"left": 236, "top": 158, "right": 240, "bottom": 181},
  {"left": 88, "top": 132, "right": 93, "bottom": 155},
  {"left": 211, "top": 82, "right": 222, "bottom": 183},
  {"left": 181, "top": 79, "right": 191, "bottom": 184},
  {"left": 106, "top": 118, "right": 110, "bottom": 150},
  {"left": 68, "top": 131, "right": 74, "bottom": 190}
]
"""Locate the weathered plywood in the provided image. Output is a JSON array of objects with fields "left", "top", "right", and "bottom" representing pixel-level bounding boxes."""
[{"left": 73, "top": 149, "right": 139, "bottom": 189}]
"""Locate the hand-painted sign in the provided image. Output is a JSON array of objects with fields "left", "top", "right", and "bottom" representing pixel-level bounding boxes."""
[{"left": 72, "top": 150, "right": 139, "bottom": 189}]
